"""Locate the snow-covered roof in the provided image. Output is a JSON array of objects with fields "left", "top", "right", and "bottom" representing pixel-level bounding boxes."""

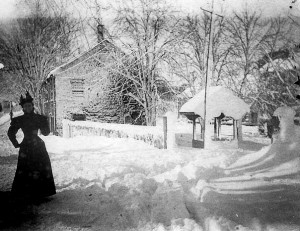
[
  {"left": 177, "top": 87, "right": 199, "bottom": 99},
  {"left": 179, "top": 86, "right": 250, "bottom": 120},
  {"left": 260, "top": 58, "right": 299, "bottom": 72},
  {"left": 47, "top": 40, "right": 115, "bottom": 79}
]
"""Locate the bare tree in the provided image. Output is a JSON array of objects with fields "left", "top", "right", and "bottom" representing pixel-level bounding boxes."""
[
  {"left": 224, "top": 9, "right": 270, "bottom": 97},
  {"left": 224, "top": 9, "right": 300, "bottom": 116},
  {"left": 104, "top": 0, "right": 181, "bottom": 126},
  {"left": 253, "top": 17, "right": 300, "bottom": 115},
  {"left": 169, "top": 11, "right": 229, "bottom": 97},
  {"left": 0, "top": 0, "right": 79, "bottom": 112}
]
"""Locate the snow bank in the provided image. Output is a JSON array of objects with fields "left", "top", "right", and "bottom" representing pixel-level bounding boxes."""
[
  {"left": 151, "top": 182, "right": 190, "bottom": 226},
  {"left": 41, "top": 135, "right": 186, "bottom": 189},
  {"left": 2, "top": 107, "right": 300, "bottom": 230},
  {"left": 0, "top": 113, "right": 10, "bottom": 126},
  {"left": 62, "top": 119, "right": 164, "bottom": 149},
  {"left": 191, "top": 107, "right": 300, "bottom": 204},
  {"left": 0, "top": 113, "right": 13, "bottom": 126},
  {"left": 38, "top": 134, "right": 211, "bottom": 229},
  {"left": 1, "top": 126, "right": 284, "bottom": 230}
]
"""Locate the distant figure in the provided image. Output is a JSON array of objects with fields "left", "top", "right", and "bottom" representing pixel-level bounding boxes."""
[
  {"left": 7, "top": 91, "right": 56, "bottom": 201},
  {"left": 267, "top": 116, "right": 280, "bottom": 143}
]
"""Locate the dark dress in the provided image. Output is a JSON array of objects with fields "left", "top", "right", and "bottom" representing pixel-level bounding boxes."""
[{"left": 7, "top": 112, "right": 56, "bottom": 198}]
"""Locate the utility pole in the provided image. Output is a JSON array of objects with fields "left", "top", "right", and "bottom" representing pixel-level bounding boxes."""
[{"left": 201, "top": 0, "right": 223, "bottom": 148}]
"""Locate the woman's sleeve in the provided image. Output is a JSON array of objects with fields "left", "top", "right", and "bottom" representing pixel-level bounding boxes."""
[
  {"left": 39, "top": 115, "right": 50, "bottom": 136},
  {"left": 7, "top": 118, "right": 20, "bottom": 148}
]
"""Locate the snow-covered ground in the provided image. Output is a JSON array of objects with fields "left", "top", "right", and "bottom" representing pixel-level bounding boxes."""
[
  {"left": 0, "top": 111, "right": 23, "bottom": 126},
  {"left": 1, "top": 134, "right": 240, "bottom": 229},
  {"left": 0, "top": 113, "right": 11, "bottom": 126},
  {"left": 0, "top": 115, "right": 299, "bottom": 230}
]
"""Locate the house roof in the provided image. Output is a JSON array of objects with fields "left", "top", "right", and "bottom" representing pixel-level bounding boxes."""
[
  {"left": 48, "top": 39, "right": 115, "bottom": 77},
  {"left": 177, "top": 87, "right": 197, "bottom": 99},
  {"left": 179, "top": 86, "right": 250, "bottom": 120},
  {"left": 257, "top": 46, "right": 300, "bottom": 71},
  {"left": 259, "top": 57, "right": 299, "bottom": 72},
  {"left": 257, "top": 49, "right": 290, "bottom": 69}
]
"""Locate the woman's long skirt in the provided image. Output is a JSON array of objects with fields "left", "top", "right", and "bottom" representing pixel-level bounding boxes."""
[{"left": 11, "top": 136, "right": 56, "bottom": 198}]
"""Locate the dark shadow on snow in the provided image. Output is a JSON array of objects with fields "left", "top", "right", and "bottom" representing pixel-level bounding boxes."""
[
  {"left": 0, "top": 191, "right": 46, "bottom": 230},
  {"left": 0, "top": 179, "right": 150, "bottom": 230},
  {"left": 201, "top": 201, "right": 300, "bottom": 227},
  {"left": 238, "top": 140, "right": 268, "bottom": 152},
  {"left": 33, "top": 181, "right": 142, "bottom": 230}
]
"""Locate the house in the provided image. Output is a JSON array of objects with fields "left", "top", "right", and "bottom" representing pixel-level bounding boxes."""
[
  {"left": 42, "top": 24, "right": 186, "bottom": 134},
  {"left": 41, "top": 25, "right": 123, "bottom": 135}
]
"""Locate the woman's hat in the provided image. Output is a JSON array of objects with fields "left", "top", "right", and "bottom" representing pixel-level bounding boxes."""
[{"left": 19, "top": 91, "right": 34, "bottom": 106}]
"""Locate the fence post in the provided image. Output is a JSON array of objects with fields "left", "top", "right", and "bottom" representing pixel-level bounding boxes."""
[
  {"left": 69, "top": 124, "right": 72, "bottom": 138},
  {"left": 165, "top": 111, "right": 177, "bottom": 149},
  {"left": 237, "top": 119, "right": 243, "bottom": 141},
  {"left": 62, "top": 119, "right": 70, "bottom": 138},
  {"left": 163, "top": 116, "right": 167, "bottom": 149}
]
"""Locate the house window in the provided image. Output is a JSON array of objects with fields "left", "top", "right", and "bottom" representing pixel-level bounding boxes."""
[{"left": 71, "top": 79, "right": 84, "bottom": 97}]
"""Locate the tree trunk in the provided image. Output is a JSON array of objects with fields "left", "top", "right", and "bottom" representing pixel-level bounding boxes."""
[{"left": 144, "top": 98, "right": 157, "bottom": 126}]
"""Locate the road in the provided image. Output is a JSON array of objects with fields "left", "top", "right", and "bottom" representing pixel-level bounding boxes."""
[{"left": 0, "top": 118, "right": 18, "bottom": 192}]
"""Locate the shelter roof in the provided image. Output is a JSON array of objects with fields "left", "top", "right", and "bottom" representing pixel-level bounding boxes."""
[{"left": 180, "top": 86, "right": 250, "bottom": 120}]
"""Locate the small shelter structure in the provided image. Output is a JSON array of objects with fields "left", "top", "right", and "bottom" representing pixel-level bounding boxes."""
[{"left": 179, "top": 86, "right": 250, "bottom": 149}]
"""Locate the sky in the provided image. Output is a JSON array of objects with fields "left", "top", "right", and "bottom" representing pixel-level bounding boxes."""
[
  {"left": 0, "top": 0, "right": 15, "bottom": 19},
  {"left": 0, "top": 0, "right": 298, "bottom": 67},
  {"left": 0, "top": 0, "right": 299, "bottom": 21}
]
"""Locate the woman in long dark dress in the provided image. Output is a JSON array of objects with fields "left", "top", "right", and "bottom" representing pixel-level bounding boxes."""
[{"left": 7, "top": 92, "right": 56, "bottom": 199}]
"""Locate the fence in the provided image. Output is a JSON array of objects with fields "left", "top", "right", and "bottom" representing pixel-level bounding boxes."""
[
  {"left": 62, "top": 112, "right": 179, "bottom": 149},
  {"left": 62, "top": 119, "right": 168, "bottom": 149}
]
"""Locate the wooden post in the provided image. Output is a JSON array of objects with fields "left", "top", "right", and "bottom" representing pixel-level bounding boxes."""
[
  {"left": 233, "top": 119, "right": 237, "bottom": 140},
  {"left": 199, "top": 118, "right": 203, "bottom": 139},
  {"left": 237, "top": 119, "right": 243, "bottom": 141},
  {"left": 69, "top": 124, "right": 72, "bottom": 138},
  {"left": 163, "top": 116, "right": 167, "bottom": 149},
  {"left": 214, "top": 118, "right": 217, "bottom": 140},
  {"left": 217, "top": 118, "right": 221, "bottom": 139},
  {"left": 192, "top": 118, "right": 196, "bottom": 140}
]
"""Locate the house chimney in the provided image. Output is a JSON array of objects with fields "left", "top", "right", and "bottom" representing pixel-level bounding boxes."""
[{"left": 97, "top": 24, "right": 104, "bottom": 42}]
